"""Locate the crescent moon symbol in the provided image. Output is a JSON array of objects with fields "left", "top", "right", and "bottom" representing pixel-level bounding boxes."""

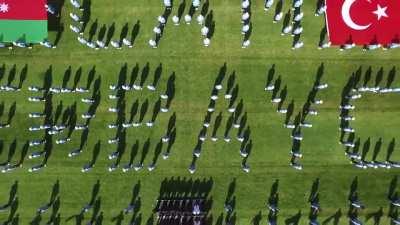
[{"left": 341, "top": 0, "right": 371, "bottom": 30}]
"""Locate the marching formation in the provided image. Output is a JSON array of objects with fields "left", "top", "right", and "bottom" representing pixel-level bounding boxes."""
[
  {"left": 26, "top": 66, "right": 101, "bottom": 173},
  {"left": 339, "top": 67, "right": 400, "bottom": 170},
  {"left": 2, "top": 0, "right": 400, "bottom": 51},
  {"left": 0, "top": 63, "right": 177, "bottom": 174},
  {"left": 1, "top": 177, "right": 399, "bottom": 225},
  {"left": 240, "top": 0, "right": 252, "bottom": 48},
  {"left": 104, "top": 63, "right": 176, "bottom": 172},
  {"left": 157, "top": 0, "right": 215, "bottom": 48},
  {"left": 189, "top": 64, "right": 253, "bottom": 174},
  {"left": 69, "top": 0, "right": 138, "bottom": 49},
  {"left": 264, "top": 64, "right": 328, "bottom": 170},
  {"left": 264, "top": 0, "right": 307, "bottom": 49},
  {"left": 0, "top": 63, "right": 398, "bottom": 173}
]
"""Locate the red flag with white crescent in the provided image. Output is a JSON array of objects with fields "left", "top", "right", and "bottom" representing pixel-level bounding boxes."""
[
  {"left": 0, "top": 0, "right": 47, "bottom": 20},
  {"left": 325, "top": 0, "right": 400, "bottom": 45}
]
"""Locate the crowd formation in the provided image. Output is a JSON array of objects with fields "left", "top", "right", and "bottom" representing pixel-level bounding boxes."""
[
  {"left": 155, "top": 0, "right": 215, "bottom": 48},
  {"left": 0, "top": 64, "right": 398, "bottom": 173},
  {"left": 264, "top": 64, "right": 328, "bottom": 170},
  {"left": 70, "top": 0, "right": 137, "bottom": 49},
  {"left": 264, "top": 0, "right": 309, "bottom": 50},
  {"left": 0, "top": 175, "right": 399, "bottom": 224},
  {"left": 103, "top": 63, "right": 176, "bottom": 173},
  {"left": 188, "top": 64, "right": 252, "bottom": 174},
  {"left": 339, "top": 67, "right": 400, "bottom": 170}
]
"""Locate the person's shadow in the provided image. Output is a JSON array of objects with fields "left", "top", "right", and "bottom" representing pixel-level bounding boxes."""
[
  {"left": 151, "top": 63, "right": 162, "bottom": 89},
  {"left": 111, "top": 211, "right": 124, "bottom": 225},
  {"left": 130, "top": 213, "right": 141, "bottom": 225},
  {"left": 150, "top": 140, "right": 163, "bottom": 166},
  {"left": 7, "top": 102, "right": 16, "bottom": 125},
  {"left": 371, "top": 138, "right": 382, "bottom": 162},
  {"left": 386, "top": 138, "right": 396, "bottom": 161},
  {"left": 88, "top": 141, "right": 101, "bottom": 168},
  {"left": 318, "top": 26, "right": 327, "bottom": 46},
  {"left": 252, "top": 211, "right": 262, "bottom": 225},
  {"left": 386, "top": 66, "right": 396, "bottom": 88},
  {"left": 18, "top": 64, "right": 28, "bottom": 88},
  {"left": 322, "top": 209, "right": 342, "bottom": 225},
  {"left": 105, "top": 22, "right": 116, "bottom": 46},
  {"left": 0, "top": 139, "right": 17, "bottom": 166},
  {"left": 4, "top": 197, "right": 18, "bottom": 225},
  {"left": 177, "top": 0, "right": 186, "bottom": 20},
  {"left": 282, "top": 10, "right": 291, "bottom": 31},
  {"left": 361, "top": 138, "right": 371, "bottom": 161},
  {"left": 285, "top": 210, "right": 301, "bottom": 225},
  {"left": 129, "top": 64, "right": 139, "bottom": 87},
  {"left": 365, "top": 207, "right": 383, "bottom": 225},
  {"left": 139, "top": 100, "right": 149, "bottom": 123},
  {"left": 211, "top": 112, "right": 223, "bottom": 137},
  {"left": 274, "top": 0, "right": 283, "bottom": 17},
  {"left": 119, "top": 23, "right": 129, "bottom": 43},
  {"left": 374, "top": 67, "right": 384, "bottom": 87},
  {"left": 308, "top": 178, "right": 320, "bottom": 202},
  {"left": 139, "top": 139, "right": 151, "bottom": 165},
  {"left": 151, "top": 98, "right": 161, "bottom": 123},
  {"left": 139, "top": 63, "right": 150, "bottom": 87},
  {"left": 126, "top": 141, "right": 139, "bottom": 167},
  {"left": 97, "top": 24, "right": 107, "bottom": 42},
  {"left": 224, "top": 178, "right": 236, "bottom": 205},
  {"left": 165, "top": 73, "right": 176, "bottom": 109},
  {"left": 130, "top": 20, "right": 141, "bottom": 45},
  {"left": 88, "top": 19, "right": 99, "bottom": 42}
]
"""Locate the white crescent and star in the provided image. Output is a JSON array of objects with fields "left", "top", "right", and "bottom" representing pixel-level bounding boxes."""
[
  {"left": 341, "top": 0, "right": 389, "bottom": 30},
  {"left": 0, "top": 2, "right": 9, "bottom": 13},
  {"left": 0, "top": 2, "right": 8, "bottom": 13}
]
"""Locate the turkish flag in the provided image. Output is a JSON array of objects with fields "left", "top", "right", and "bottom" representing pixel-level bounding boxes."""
[
  {"left": 325, "top": 0, "right": 400, "bottom": 45},
  {"left": 0, "top": 0, "right": 47, "bottom": 20}
]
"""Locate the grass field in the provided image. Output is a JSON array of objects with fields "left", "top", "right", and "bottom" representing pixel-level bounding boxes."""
[{"left": 0, "top": 0, "right": 399, "bottom": 224}]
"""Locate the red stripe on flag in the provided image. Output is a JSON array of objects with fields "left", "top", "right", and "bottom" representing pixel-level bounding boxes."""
[
  {"left": 0, "top": 0, "right": 47, "bottom": 20},
  {"left": 326, "top": 0, "right": 400, "bottom": 45}
]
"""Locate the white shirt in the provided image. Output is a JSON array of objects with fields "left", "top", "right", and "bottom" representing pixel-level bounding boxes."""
[
  {"left": 149, "top": 39, "right": 157, "bottom": 47},
  {"left": 242, "top": 0, "right": 250, "bottom": 9},
  {"left": 158, "top": 16, "right": 166, "bottom": 24},
  {"left": 164, "top": 0, "right": 171, "bottom": 7},
  {"left": 201, "top": 26, "right": 209, "bottom": 36},
  {"left": 184, "top": 15, "right": 192, "bottom": 23},
  {"left": 172, "top": 15, "right": 179, "bottom": 24},
  {"left": 70, "top": 25, "right": 81, "bottom": 33},
  {"left": 242, "top": 40, "right": 250, "bottom": 47},
  {"left": 203, "top": 38, "right": 210, "bottom": 46},
  {"left": 282, "top": 25, "right": 292, "bottom": 34},
  {"left": 294, "top": 12, "right": 303, "bottom": 21},
  {"left": 266, "top": 0, "right": 274, "bottom": 8},
  {"left": 242, "top": 12, "right": 250, "bottom": 21},
  {"left": 193, "top": 0, "right": 200, "bottom": 7},
  {"left": 153, "top": 27, "right": 161, "bottom": 34},
  {"left": 274, "top": 12, "right": 283, "bottom": 21},
  {"left": 294, "top": 0, "right": 303, "bottom": 8},
  {"left": 197, "top": 14, "right": 204, "bottom": 24},
  {"left": 242, "top": 24, "right": 250, "bottom": 33},
  {"left": 293, "top": 26, "right": 303, "bottom": 35},
  {"left": 70, "top": 13, "right": 80, "bottom": 22},
  {"left": 293, "top": 41, "right": 304, "bottom": 49}
]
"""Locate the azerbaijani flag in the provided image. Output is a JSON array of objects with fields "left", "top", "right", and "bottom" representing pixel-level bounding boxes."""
[{"left": 0, "top": 0, "right": 48, "bottom": 43}]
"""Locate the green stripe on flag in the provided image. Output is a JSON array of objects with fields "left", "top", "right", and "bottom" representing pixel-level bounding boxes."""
[{"left": 0, "top": 20, "right": 47, "bottom": 43}]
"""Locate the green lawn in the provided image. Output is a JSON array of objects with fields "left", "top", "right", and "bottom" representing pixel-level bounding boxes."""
[{"left": 0, "top": 0, "right": 399, "bottom": 224}]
